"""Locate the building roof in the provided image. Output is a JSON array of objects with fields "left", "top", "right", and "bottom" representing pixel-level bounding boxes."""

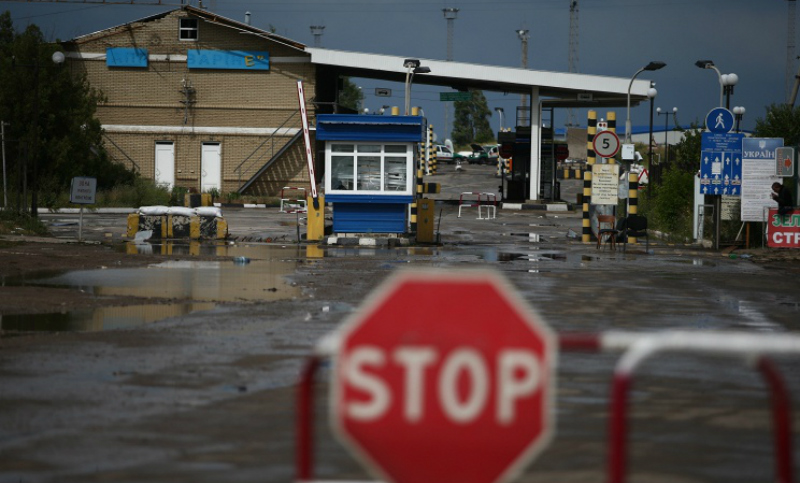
[{"left": 67, "top": 5, "right": 306, "bottom": 51}]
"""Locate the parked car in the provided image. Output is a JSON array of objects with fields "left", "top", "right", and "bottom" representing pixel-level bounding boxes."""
[
  {"left": 463, "top": 143, "right": 497, "bottom": 165},
  {"left": 434, "top": 144, "right": 454, "bottom": 163}
]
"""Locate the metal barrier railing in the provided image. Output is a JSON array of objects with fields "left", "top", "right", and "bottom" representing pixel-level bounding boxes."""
[
  {"left": 280, "top": 186, "right": 308, "bottom": 214},
  {"left": 296, "top": 330, "right": 800, "bottom": 483},
  {"left": 458, "top": 191, "right": 497, "bottom": 219}
]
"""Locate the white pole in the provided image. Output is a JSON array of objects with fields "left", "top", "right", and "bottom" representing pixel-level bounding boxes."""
[
  {"left": 1, "top": 121, "right": 7, "bottom": 209},
  {"left": 78, "top": 206, "right": 83, "bottom": 242}
]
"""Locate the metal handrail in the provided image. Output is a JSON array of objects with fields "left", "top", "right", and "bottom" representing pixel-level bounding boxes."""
[{"left": 234, "top": 109, "right": 300, "bottom": 187}]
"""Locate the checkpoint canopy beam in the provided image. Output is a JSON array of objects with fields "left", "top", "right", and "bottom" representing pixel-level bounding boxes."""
[{"left": 308, "top": 48, "right": 653, "bottom": 201}]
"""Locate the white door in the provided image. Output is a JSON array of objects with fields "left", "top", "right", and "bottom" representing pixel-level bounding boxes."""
[
  {"left": 154, "top": 142, "right": 175, "bottom": 190},
  {"left": 201, "top": 142, "right": 222, "bottom": 193}
]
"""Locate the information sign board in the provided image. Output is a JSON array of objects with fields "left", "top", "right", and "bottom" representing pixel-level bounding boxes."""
[
  {"left": 591, "top": 164, "right": 620, "bottom": 205},
  {"left": 776, "top": 146, "right": 795, "bottom": 177},
  {"left": 700, "top": 132, "right": 744, "bottom": 196},
  {"left": 740, "top": 138, "right": 783, "bottom": 222},
  {"left": 439, "top": 92, "right": 471, "bottom": 101},
  {"left": 70, "top": 177, "right": 97, "bottom": 205},
  {"left": 767, "top": 209, "right": 800, "bottom": 248}
]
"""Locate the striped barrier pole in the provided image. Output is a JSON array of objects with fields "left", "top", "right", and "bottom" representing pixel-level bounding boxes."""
[
  {"left": 582, "top": 110, "right": 597, "bottom": 243},
  {"left": 627, "top": 172, "right": 639, "bottom": 244},
  {"left": 607, "top": 111, "right": 616, "bottom": 164}
]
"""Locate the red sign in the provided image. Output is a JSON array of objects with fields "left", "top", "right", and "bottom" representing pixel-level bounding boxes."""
[
  {"left": 767, "top": 209, "right": 800, "bottom": 248},
  {"left": 330, "top": 270, "right": 556, "bottom": 483},
  {"left": 593, "top": 130, "right": 621, "bottom": 158}
]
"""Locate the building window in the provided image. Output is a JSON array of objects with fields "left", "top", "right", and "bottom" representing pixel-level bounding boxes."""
[
  {"left": 179, "top": 18, "right": 199, "bottom": 41},
  {"left": 326, "top": 143, "right": 412, "bottom": 195}
]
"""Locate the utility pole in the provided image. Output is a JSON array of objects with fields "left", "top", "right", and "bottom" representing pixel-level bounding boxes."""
[
  {"left": 786, "top": 0, "right": 796, "bottom": 101},
  {"left": 566, "top": 0, "right": 579, "bottom": 127},
  {"left": 310, "top": 25, "right": 325, "bottom": 48},
  {"left": 443, "top": 8, "right": 458, "bottom": 62},
  {"left": 443, "top": 8, "right": 458, "bottom": 139},
  {"left": 1, "top": 121, "right": 8, "bottom": 209},
  {"left": 517, "top": 29, "right": 530, "bottom": 125}
]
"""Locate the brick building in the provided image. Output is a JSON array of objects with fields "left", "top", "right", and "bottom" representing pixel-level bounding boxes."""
[
  {"left": 62, "top": 6, "right": 319, "bottom": 197},
  {"left": 60, "top": 5, "right": 655, "bottom": 203}
]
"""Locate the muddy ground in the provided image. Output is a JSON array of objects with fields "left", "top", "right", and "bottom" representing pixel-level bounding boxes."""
[
  {"left": 3, "top": 176, "right": 800, "bottom": 483},
  {"left": 0, "top": 240, "right": 209, "bottom": 315}
]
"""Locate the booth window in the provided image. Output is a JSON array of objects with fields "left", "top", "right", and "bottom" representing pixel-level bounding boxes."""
[
  {"left": 327, "top": 143, "right": 412, "bottom": 195},
  {"left": 180, "top": 18, "right": 199, "bottom": 41}
]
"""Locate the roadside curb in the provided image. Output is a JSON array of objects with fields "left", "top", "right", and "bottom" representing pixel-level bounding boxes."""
[
  {"left": 325, "top": 236, "right": 411, "bottom": 247},
  {"left": 38, "top": 208, "right": 137, "bottom": 214}
]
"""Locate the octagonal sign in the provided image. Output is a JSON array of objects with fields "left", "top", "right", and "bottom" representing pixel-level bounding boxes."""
[{"left": 330, "top": 269, "right": 557, "bottom": 483}]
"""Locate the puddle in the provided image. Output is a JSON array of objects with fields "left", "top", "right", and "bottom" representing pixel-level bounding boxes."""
[
  {"left": 1, "top": 303, "right": 214, "bottom": 334},
  {"left": 30, "top": 259, "right": 300, "bottom": 303},
  {"left": 2, "top": 257, "right": 300, "bottom": 334},
  {"left": 498, "top": 251, "right": 566, "bottom": 262},
  {"left": 665, "top": 258, "right": 718, "bottom": 267}
]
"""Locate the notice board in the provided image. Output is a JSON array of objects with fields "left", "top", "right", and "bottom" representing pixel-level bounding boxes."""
[{"left": 591, "top": 164, "right": 619, "bottom": 205}]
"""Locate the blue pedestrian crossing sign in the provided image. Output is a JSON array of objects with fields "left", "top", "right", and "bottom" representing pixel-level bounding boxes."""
[{"left": 706, "top": 107, "right": 734, "bottom": 134}]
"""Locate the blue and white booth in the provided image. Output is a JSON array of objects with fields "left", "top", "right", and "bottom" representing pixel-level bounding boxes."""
[{"left": 316, "top": 114, "right": 425, "bottom": 234}]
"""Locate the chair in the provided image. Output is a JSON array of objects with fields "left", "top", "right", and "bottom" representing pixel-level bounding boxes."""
[
  {"left": 596, "top": 214, "right": 619, "bottom": 250},
  {"left": 623, "top": 214, "right": 649, "bottom": 252}
]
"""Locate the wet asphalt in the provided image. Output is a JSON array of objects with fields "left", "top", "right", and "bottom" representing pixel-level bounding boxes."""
[{"left": 3, "top": 166, "right": 800, "bottom": 483}]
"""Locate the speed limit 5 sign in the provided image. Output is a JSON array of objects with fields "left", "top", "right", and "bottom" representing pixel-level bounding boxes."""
[{"left": 592, "top": 130, "right": 620, "bottom": 158}]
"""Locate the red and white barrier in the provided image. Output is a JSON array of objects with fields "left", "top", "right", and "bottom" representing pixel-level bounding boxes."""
[
  {"left": 280, "top": 186, "right": 307, "bottom": 214},
  {"left": 458, "top": 191, "right": 497, "bottom": 219},
  {"left": 297, "top": 330, "right": 800, "bottom": 483}
]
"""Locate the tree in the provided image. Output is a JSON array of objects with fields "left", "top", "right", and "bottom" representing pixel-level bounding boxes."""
[
  {"left": 0, "top": 11, "right": 135, "bottom": 214},
  {"left": 451, "top": 90, "right": 494, "bottom": 147},
  {"left": 754, "top": 103, "right": 800, "bottom": 145},
  {"left": 338, "top": 77, "right": 364, "bottom": 112},
  {"left": 669, "top": 122, "right": 703, "bottom": 174}
]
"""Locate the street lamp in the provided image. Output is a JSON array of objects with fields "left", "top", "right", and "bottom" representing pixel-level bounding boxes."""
[
  {"left": 733, "top": 106, "right": 746, "bottom": 133},
  {"left": 626, "top": 61, "right": 666, "bottom": 144},
  {"left": 495, "top": 107, "right": 505, "bottom": 131},
  {"left": 721, "top": 73, "right": 738, "bottom": 109},
  {"left": 656, "top": 106, "right": 677, "bottom": 164},
  {"left": 647, "top": 86, "right": 657, "bottom": 192},
  {"left": 403, "top": 58, "right": 430, "bottom": 115},
  {"left": 695, "top": 60, "right": 732, "bottom": 108}
]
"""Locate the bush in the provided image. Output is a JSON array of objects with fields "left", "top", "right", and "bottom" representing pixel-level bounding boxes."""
[
  {"left": 0, "top": 210, "right": 49, "bottom": 236},
  {"left": 95, "top": 178, "right": 170, "bottom": 207},
  {"left": 650, "top": 168, "right": 695, "bottom": 241},
  {"left": 170, "top": 186, "right": 188, "bottom": 206}
]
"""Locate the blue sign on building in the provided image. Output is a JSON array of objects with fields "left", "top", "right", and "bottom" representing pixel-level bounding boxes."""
[
  {"left": 187, "top": 50, "right": 270, "bottom": 70},
  {"left": 106, "top": 48, "right": 148, "bottom": 68},
  {"left": 700, "top": 132, "right": 744, "bottom": 196},
  {"left": 705, "top": 107, "right": 735, "bottom": 134}
]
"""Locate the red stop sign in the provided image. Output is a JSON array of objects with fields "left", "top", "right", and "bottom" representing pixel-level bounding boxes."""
[{"left": 330, "top": 270, "right": 556, "bottom": 483}]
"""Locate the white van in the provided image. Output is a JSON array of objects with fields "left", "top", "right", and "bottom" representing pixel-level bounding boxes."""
[{"left": 434, "top": 144, "right": 454, "bottom": 163}]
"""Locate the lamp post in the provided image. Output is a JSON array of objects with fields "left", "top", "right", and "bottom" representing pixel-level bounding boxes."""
[
  {"left": 721, "top": 73, "right": 738, "bottom": 110},
  {"left": 495, "top": 107, "right": 505, "bottom": 131},
  {"left": 647, "top": 86, "right": 657, "bottom": 193},
  {"left": 625, "top": 61, "right": 666, "bottom": 144},
  {"left": 403, "top": 58, "right": 430, "bottom": 116},
  {"left": 656, "top": 106, "right": 677, "bottom": 165},
  {"left": 733, "top": 106, "right": 746, "bottom": 133},
  {"left": 695, "top": 61, "right": 738, "bottom": 109}
]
